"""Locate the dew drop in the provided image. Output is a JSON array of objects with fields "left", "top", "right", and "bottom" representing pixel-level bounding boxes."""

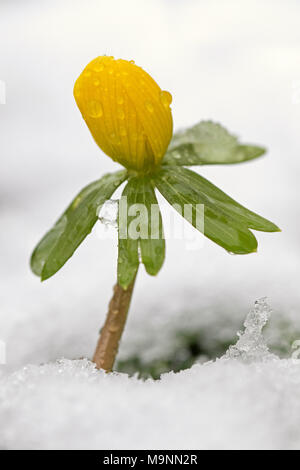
[
  {"left": 160, "top": 90, "right": 172, "bottom": 108},
  {"left": 117, "top": 97, "right": 124, "bottom": 105},
  {"left": 98, "top": 199, "right": 118, "bottom": 228},
  {"left": 117, "top": 108, "right": 125, "bottom": 120},
  {"left": 129, "top": 60, "right": 135, "bottom": 64},
  {"left": 93, "top": 63, "right": 104, "bottom": 72},
  {"left": 94, "top": 79, "right": 100, "bottom": 86},
  {"left": 84, "top": 71, "right": 91, "bottom": 78},
  {"left": 110, "top": 132, "right": 121, "bottom": 145},
  {"left": 108, "top": 68, "right": 114, "bottom": 75},
  {"left": 87, "top": 100, "right": 103, "bottom": 118},
  {"left": 145, "top": 101, "right": 154, "bottom": 113}
]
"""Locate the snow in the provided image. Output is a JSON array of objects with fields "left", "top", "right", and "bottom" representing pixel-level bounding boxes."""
[
  {"left": 1, "top": 0, "right": 300, "bottom": 450},
  {"left": 1, "top": 298, "right": 300, "bottom": 450}
]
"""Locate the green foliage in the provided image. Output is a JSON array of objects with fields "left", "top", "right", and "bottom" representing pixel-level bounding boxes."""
[
  {"left": 118, "top": 176, "right": 165, "bottom": 288},
  {"left": 30, "top": 122, "right": 279, "bottom": 282},
  {"left": 117, "top": 178, "right": 139, "bottom": 289},
  {"left": 164, "top": 121, "right": 266, "bottom": 166},
  {"left": 31, "top": 170, "right": 127, "bottom": 280},
  {"left": 155, "top": 166, "right": 279, "bottom": 254}
]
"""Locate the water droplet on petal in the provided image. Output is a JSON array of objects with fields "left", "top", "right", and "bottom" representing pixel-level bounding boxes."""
[
  {"left": 117, "top": 108, "right": 125, "bottom": 120},
  {"left": 94, "top": 80, "right": 100, "bottom": 86},
  {"left": 117, "top": 97, "right": 124, "bottom": 105},
  {"left": 160, "top": 90, "right": 172, "bottom": 108},
  {"left": 110, "top": 132, "right": 121, "bottom": 145},
  {"left": 129, "top": 60, "right": 135, "bottom": 64},
  {"left": 93, "top": 63, "right": 104, "bottom": 72},
  {"left": 87, "top": 100, "right": 103, "bottom": 118},
  {"left": 145, "top": 101, "right": 154, "bottom": 113}
]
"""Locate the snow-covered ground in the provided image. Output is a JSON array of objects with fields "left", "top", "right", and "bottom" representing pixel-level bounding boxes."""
[
  {"left": 1, "top": 299, "right": 300, "bottom": 450},
  {"left": 1, "top": 0, "right": 300, "bottom": 449}
]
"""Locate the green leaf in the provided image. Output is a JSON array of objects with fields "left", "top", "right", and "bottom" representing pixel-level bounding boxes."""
[
  {"left": 136, "top": 177, "right": 165, "bottom": 276},
  {"left": 118, "top": 180, "right": 139, "bottom": 289},
  {"left": 155, "top": 167, "right": 280, "bottom": 254},
  {"left": 118, "top": 176, "right": 165, "bottom": 288},
  {"left": 31, "top": 170, "right": 127, "bottom": 280},
  {"left": 163, "top": 121, "right": 266, "bottom": 166},
  {"left": 173, "top": 167, "right": 280, "bottom": 232}
]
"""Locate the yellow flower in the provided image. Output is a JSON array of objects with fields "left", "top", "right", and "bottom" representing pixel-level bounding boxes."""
[{"left": 74, "top": 56, "right": 173, "bottom": 172}]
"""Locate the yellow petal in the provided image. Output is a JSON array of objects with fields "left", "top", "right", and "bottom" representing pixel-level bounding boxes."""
[{"left": 74, "top": 56, "right": 173, "bottom": 172}]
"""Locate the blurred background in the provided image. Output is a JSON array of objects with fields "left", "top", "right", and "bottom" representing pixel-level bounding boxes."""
[{"left": 1, "top": 0, "right": 300, "bottom": 377}]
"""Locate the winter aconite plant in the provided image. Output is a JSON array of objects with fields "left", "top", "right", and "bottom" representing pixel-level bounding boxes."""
[{"left": 31, "top": 56, "right": 280, "bottom": 372}]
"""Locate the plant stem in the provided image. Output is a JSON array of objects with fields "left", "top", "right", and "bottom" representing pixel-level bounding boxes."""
[{"left": 92, "top": 270, "right": 138, "bottom": 372}]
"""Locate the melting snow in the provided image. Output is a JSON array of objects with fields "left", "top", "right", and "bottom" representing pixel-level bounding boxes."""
[{"left": 224, "top": 297, "right": 275, "bottom": 362}]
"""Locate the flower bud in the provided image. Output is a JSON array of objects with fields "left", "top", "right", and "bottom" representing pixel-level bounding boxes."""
[{"left": 74, "top": 56, "right": 173, "bottom": 172}]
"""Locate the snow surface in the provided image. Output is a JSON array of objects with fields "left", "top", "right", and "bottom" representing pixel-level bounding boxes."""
[
  {"left": 1, "top": 0, "right": 300, "bottom": 450},
  {"left": 1, "top": 298, "right": 300, "bottom": 450}
]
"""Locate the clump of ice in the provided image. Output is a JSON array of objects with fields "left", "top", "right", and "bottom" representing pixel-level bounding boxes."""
[
  {"left": 224, "top": 297, "right": 275, "bottom": 362},
  {"left": 98, "top": 199, "right": 118, "bottom": 228}
]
